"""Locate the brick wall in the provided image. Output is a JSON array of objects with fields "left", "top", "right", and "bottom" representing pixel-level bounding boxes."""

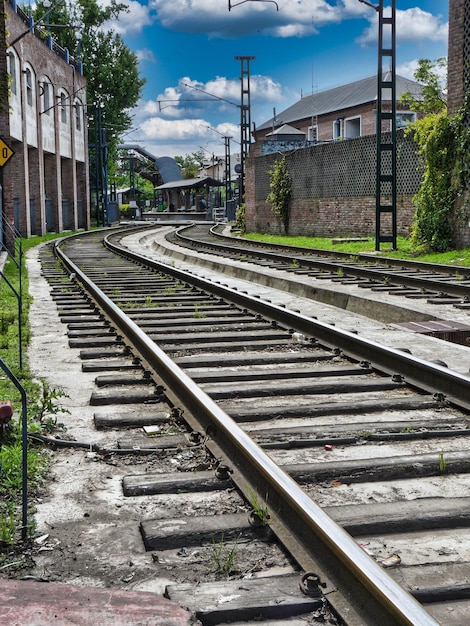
[
  {"left": 246, "top": 131, "right": 421, "bottom": 238},
  {"left": 448, "top": 0, "right": 466, "bottom": 114},
  {"left": 447, "top": 0, "right": 470, "bottom": 247}
]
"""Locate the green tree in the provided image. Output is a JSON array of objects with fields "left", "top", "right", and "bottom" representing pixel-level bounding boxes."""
[
  {"left": 409, "top": 113, "right": 457, "bottom": 252},
  {"left": 30, "top": 0, "right": 145, "bottom": 152},
  {"left": 266, "top": 156, "right": 291, "bottom": 235},
  {"left": 175, "top": 151, "right": 205, "bottom": 179},
  {"left": 399, "top": 58, "right": 447, "bottom": 115}
]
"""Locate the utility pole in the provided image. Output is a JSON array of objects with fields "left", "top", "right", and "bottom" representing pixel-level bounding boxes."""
[
  {"left": 224, "top": 135, "right": 232, "bottom": 207},
  {"left": 90, "top": 106, "right": 108, "bottom": 226},
  {"left": 375, "top": 0, "right": 397, "bottom": 250},
  {"left": 360, "top": 0, "right": 397, "bottom": 250},
  {"left": 235, "top": 56, "right": 255, "bottom": 205}
]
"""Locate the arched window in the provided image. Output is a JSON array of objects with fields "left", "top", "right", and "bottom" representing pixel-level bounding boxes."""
[
  {"left": 75, "top": 101, "right": 81, "bottom": 131},
  {"left": 60, "top": 92, "right": 67, "bottom": 123},
  {"left": 42, "top": 82, "right": 51, "bottom": 115},
  {"left": 25, "top": 68, "right": 33, "bottom": 106},
  {"left": 7, "top": 52, "right": 17, "bottom": 95}
]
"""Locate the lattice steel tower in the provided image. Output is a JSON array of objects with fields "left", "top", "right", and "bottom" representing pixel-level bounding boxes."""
[
  {"left": 375, "top": 0, "right": 397, "bottom": 250},
  {"left": 235, "top": 56, "right": 255, "bottom": 203}
]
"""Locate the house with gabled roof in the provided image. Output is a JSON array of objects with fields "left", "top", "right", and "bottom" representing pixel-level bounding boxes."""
[{"left": 253, "top": 73, "right": 424, "bottom": 147}]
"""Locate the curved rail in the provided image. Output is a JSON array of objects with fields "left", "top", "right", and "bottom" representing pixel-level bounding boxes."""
[
  {"left": 110, "top": 228, "right": 470, "bottom": 412},
  {"left": 54, "top": 228, "right": 442, "bottom": 625},
  {"left": 209, "top": 225, "right": 470, "bottom": 279},
  {"left": 173, "top": 224, "right": 470, "bottom": 300}
]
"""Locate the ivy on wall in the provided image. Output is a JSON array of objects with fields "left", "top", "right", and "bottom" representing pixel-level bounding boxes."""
[
  {"left": 266, "top": 156, "right": 292, "bottom": 235},
  {"left": 401, "top": 57, "right": 470, "bottom": 251},
  {"left": 408, "top": 100, "right": 470, "bottom": 252}
]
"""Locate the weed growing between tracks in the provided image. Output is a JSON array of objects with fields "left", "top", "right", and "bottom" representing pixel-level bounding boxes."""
[{"left": 211, "top": 533, "right": 240, "bottom": 577}]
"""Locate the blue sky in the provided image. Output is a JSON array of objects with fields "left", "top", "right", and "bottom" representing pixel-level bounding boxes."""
[{"left": 103, "top": 0, "right": 448, "bottom": 159}]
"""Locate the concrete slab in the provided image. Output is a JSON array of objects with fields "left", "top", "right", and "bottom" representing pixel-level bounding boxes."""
[{"left": 0, "top": 578, "right": 193, "bottom": 626}]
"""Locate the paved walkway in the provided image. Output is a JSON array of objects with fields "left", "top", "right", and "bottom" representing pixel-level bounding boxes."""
[{"left": 0, "top": 578, "right": 192, "bottom": 625}]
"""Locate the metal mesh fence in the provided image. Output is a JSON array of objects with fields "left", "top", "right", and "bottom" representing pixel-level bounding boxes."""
[{"left": 253, "top": 130, "right": 422, "bottom": 202}]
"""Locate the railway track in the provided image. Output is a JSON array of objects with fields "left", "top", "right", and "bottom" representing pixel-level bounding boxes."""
[
  {"left": 33, "top": 225, "right": 470, "bottom": 625},
  {"left": 169, "top": 223, "right": 470, "bottom": 317}
]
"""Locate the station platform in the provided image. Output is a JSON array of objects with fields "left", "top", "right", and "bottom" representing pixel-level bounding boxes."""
[{"left": 0, "top": 578, "right": 193, "bottom": 625}]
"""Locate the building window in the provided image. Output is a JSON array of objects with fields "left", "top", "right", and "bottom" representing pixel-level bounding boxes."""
[
  {"left": 344, "top": 116, "right": 361, "bottom": 138},
  {"left": 60, "top": 93, "right": 67, "bottom": 123},
  {"left": 333, "top": 118, "right": 342, "bottom": 140},
  {"left": 307, "top": 125, "right": 318, "bottom": 142},
  {"left": 396, "top": 112, "right": 416, "bottom": 128},
  {"left": 8, "top": 53, "right": 17, "bottom": 95},
  {"left": 75, "top": 102, "right": 81, "bottom": 131},
  {"left": 42, "top": 82, "right": 51, "bottom": 115},
  {"left": 25, "top": 68, "right": 33, "bottom": 106}
]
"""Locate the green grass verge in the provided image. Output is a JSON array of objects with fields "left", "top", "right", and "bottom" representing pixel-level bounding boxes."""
[
  {"left": 1, "top": 233, "right": 74, "bottom": 554},
  {"left": 243, "top": 233, "right": 470, "bottom": 266}
]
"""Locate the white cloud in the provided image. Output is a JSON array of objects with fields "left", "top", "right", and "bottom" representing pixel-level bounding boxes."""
[
  {"left": 339, "top": 0, "right": 372, "bottom": 18},
  {"left": 357, "top": 8, "right": 448, "bottom": 47},
  {"left": 98, "top": 0, "right": 448, "bottom": 47},
  {"left": 104, "top": 0, "right": 153, "bottom": 35},
  {"left": 130, "top": 70, "right": 283, "bottom": 157},
  {"left": 213, "top": 122, "right": 239, "bottom": 139},
  {"left": 140, "top": 116, "right": 212, "bottom": 140},
  {"left": 397, "top": 58, "right": 447, "bottom": 89},
  {"left": 203, "top": 75, "right": 284, "bottom": 103},
  {"left": 149, "top": 0, "right": 340, "bottom": 38},
  {"left": 397, "top": 59, "right": 420, "bottom": 81},
  {"left": 136, "top": 48, "right": 156, "bottom": 63},
  {"left": 396, "top": 8, "right": 448, "bottom": 43},
  {"left": 138, "top": 74, "right": 284, "bottom": 123},
  {"left": 133, "top": 116, "right": 239, "bottom": 157}
]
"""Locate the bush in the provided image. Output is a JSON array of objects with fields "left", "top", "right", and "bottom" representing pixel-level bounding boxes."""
[
  {"left": 235, "top": 203, "right": 246, "bottom": 233},
  {"left": 266, "top": 156, "right": 292, "bottom": 235}
]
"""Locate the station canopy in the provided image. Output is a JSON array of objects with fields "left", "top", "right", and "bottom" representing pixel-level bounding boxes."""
[{"left": 155, "top": 176, "right": 223, "bottom": 191}]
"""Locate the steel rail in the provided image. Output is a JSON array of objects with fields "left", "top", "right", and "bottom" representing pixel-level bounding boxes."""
[
  {"left": 54, "top": 230, "right": 439, "bottom": 625},
  {"left": 173, "top": 224, "right": 470, "bottom": 299},
  {"left": 209, "top": 224, "right": 470, "bottom": 280},
  {"left": 106, "top": 229, "right": 470, "bottom": 412}
]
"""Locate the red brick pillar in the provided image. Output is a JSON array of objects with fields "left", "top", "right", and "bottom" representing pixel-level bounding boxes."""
[{"left": 448, "top": 0, "right": 468, "bottom": 115}]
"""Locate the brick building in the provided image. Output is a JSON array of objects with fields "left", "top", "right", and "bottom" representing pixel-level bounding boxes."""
[
  {"left": 245, "top": 72, "right": 425, "bottom": 239},
  {"left": 448, "top": 0, "right": 467, "bottom": 115},
  {"left": 253, "top": 73, "right": 422, "bottom": 147},
  {"left": 246, "top": 13, "right": 467, "bottom": 242},
  {"left": 0, "top": 0, "right": 89, "bottom": 246},
  {"left": 447, "top": 0, "right": 470, "bottom": 247}
]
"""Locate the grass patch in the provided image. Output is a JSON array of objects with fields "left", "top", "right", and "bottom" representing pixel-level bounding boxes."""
[
  {"left": 243, "top": 233, "right": 470, "bottom": 266},
  {"left": 211, "top": 533, "right": 239, "bottom": 577},
  {"left": 1, "top": 232, "right": 76, "bottom": 551}
]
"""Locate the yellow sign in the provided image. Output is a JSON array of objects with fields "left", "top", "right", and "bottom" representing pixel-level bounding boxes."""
[{"left": 0, "top": 138, "right": 14, "bottom": 166}]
